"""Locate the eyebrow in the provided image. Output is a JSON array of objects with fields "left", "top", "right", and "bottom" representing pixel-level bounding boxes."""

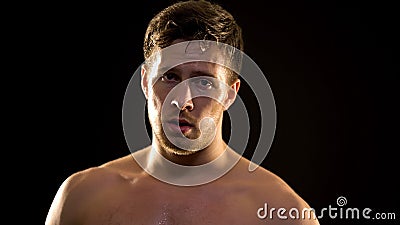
[
  {"left": 190, "top": 71, "right": 216, "bottom": 78},
  {"left": 164, "top": 68, "right": 217, "bottom": 78}
]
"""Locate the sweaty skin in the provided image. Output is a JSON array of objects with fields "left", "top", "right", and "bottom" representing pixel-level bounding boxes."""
[
  {"left": 46, "top": 146, "right": 319, "bottom": 225},
  {"left": 46, "top": 41, "right": 320, "bottom": 225}
]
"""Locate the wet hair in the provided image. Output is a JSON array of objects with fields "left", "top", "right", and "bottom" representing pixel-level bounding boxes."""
[{"left": 143, "top": 0, "right": 243, "bottom": 83}]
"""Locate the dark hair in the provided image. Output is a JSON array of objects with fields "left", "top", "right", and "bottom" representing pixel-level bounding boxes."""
[{"left": 143, "top": 0, "right": 243, "bottom": 83}]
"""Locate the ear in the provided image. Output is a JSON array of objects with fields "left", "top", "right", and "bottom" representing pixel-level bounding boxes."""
[
  {"left": 141, "top": 64, "right": 149, "bottom": 99},
  {"left": 223, "top": 79, "right": 240, "bottom": 110}
]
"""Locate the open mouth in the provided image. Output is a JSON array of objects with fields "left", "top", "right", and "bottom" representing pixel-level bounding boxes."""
[
  {"left": 179, "top": 119, "right": 192, "bottom": 127},
  {"left": 166, "top": 118, "right": 194, "bottom": 133},
  {"left": 179, "top": 119, "right": 193, "bottom": 133}
]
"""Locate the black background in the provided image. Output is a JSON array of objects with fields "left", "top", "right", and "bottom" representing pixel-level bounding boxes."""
[{"left": 28, "top": 1, "right": 398, "bottom": 224}]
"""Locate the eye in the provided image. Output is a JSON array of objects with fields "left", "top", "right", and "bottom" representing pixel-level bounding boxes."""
[
  {"left": 161, "top": 73, "right": 179, "bottom": 82},
  {"left": 199, "top": 79, "right": 212, "bottom": 87},
  {"left": 194, "top": 78, "right": 213, "bottom": 90}
]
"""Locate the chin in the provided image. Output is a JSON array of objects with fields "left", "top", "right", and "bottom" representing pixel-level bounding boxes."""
[
  {"left": 169, "top": 148, "right": 200, "bottom": 156},
  {"left": 164, "top": 139, "right": 204, "bottom": 155},
  {"left": 154, "top": 125, "right": 215, "bottom": 156}
]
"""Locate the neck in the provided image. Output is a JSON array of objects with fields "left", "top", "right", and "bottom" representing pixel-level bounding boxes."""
[{"left": 136, "top": 135, "right": 241, "bottom": 186}]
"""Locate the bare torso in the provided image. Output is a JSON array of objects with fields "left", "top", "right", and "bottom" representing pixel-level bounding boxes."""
[
  {"left": 81, "top": 169, "right": 260, "bottom": 225},
  {"left": 48, "top": 147, "right": 319, "bottom": 225}
]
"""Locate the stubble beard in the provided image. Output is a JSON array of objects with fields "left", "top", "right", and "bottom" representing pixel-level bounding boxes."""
[{"left": 153, "top": 120, "right": 203, "bottom": 156}]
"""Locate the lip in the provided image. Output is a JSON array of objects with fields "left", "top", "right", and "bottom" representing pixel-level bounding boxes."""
[{"left": 165, "top": 118, "right": 194, "bottom": 133}]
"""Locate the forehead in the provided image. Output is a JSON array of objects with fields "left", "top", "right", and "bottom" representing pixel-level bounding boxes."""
[
  {"left": 146, "top": 40, "right": 239, "bottom": 82},
  {"left": 163, "top": 61, "right": 228, "bottom": 77}
]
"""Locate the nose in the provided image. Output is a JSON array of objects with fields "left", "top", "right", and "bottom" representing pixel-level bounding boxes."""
[{"left": 171, "top": 83, "right": 194, "bottom": 111}]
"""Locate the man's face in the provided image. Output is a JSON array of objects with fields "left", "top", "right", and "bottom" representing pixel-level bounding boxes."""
[{"left": 143, "top": 60, "right": 239, "bottom": 155}]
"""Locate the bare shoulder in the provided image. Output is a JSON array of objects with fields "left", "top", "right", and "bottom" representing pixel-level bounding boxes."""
[
  {"left": 45, "top": 150, "right": 146, "bottom": 225},
  {"left": 233, "top": 157, "right": 309, "bottom": 206},
  {"left": 66, "top": 153, "right": 143, "bottom": 193},
  {"left": 255, "top": 168, "right": 306, "bottom": 205},
  {"left": 229, "top": 157, "right": 320, "bottom": 224},
  {"left": 63, "top": 147, "right": 148, "bottom": 192}
]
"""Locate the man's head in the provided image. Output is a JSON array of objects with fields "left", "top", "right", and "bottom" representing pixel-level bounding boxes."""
[{"left": 141, "top": 0, "right": 243, "bottom": 156}]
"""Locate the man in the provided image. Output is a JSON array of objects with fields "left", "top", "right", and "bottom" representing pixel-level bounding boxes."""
[{"left": 46, "top": 0, "right": 319, "bottom": 224}]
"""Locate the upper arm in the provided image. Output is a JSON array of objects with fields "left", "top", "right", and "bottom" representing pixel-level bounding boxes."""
[{"left": 45, "top": 171, "right": 92, "bottom": 225}]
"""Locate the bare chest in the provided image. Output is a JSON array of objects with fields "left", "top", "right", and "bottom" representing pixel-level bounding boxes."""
[{"left": 82, "top": 186, "right": 260, "bottom": 225}]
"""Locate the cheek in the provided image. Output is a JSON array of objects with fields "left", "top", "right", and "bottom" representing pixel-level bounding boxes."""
[
  {"left": 196, "top": 98, "right": 225, "bottom": 118},
  {"left": 148, "top": 98, "right": 162, "bottom": 119},
  {"left": 210, "top": 102, "right": 225, "bottom": 118},
  {"left": 148, "top": 87, "right": 168, "bottom": 116}
]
